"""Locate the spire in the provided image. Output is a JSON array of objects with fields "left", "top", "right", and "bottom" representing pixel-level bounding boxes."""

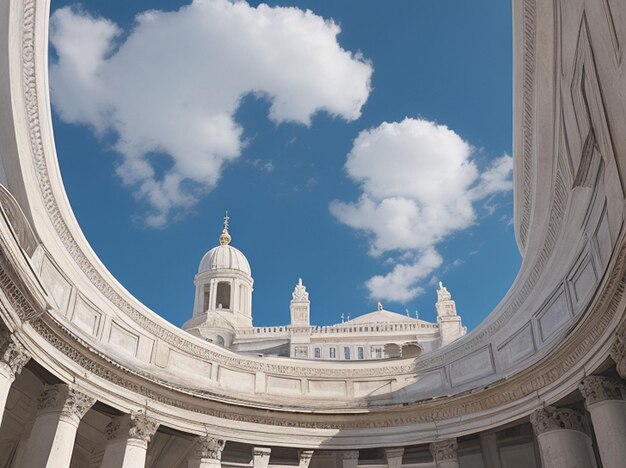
[{"left": 219, "top": 211, "right": 231, "bottom": 245}]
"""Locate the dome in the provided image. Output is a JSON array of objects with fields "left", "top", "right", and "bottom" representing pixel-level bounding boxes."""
[
  {"left": 198, "top": 244, "right": 251, "bottom": 276},
  {"left": 344, "top": 309, "right": 421, "bottom": 325}
]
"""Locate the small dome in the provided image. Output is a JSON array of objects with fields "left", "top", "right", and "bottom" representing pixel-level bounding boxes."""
[{"left": 198, "top": 244, "right": 251, "bottom": 276}]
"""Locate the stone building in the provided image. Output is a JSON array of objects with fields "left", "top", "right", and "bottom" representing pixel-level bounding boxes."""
[
  {"left": 0, "top": 0, "right": 625, "bottom": 467},
  {"left": 182, "top": 219, "right": 466, "bottom": 360}
]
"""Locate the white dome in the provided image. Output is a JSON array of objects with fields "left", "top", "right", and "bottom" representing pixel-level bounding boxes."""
[{"left": 198, "top": 244, "right": 251, "bottom": 276}]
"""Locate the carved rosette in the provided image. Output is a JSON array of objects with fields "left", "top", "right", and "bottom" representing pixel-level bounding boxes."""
[
  {"left": 37, "top": 384, "right": 95, "bottom": 423},
  {"left": 530, "top": 407, "right": 589, "bottom": 436},
  {"left": 579, "top": 375, "right": 624, "bottom": 406},
  {"left": 429, "top": 438, "right": 458, "bottom": 462},
  {"left": 610, "top": 331, "right": 626, "bottom": 380},
  {"left": 0, "top": 336, "right": 30, "bottom": 377},
  {"left": 195, "top": 435, "right": 225, "bottom": 460}
]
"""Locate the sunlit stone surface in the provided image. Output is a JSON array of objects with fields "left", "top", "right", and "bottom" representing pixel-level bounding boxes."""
[{"left": 0, "top": 0, "right": 625, "bottom": 466}]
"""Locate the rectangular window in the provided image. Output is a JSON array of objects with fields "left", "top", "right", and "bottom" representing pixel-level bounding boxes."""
[
  {"left": 344, "top": 346, "right": 351, "bottom": 360},
  {"left": 357, "top": 347, "right": 364, "bottom": 360},
  {"left": 329, "top": 347, "right": 336, "bottom": 359},
  {"left": 371, "top": 345, "right": 383, "bottom": 359},
  {"left": 314, "top": 348, "right": 321, "bottom": 359}
]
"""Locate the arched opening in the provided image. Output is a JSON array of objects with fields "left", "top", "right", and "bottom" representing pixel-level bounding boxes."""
[{"left": 215, "top": 281, "right": 231, "bottom": 309}]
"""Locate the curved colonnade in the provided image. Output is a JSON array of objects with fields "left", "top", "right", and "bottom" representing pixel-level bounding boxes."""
[{"left": 0, "top": 0, "right": 625, "bottom": 466}]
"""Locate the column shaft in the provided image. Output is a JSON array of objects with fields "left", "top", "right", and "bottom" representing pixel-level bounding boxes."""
[
  {"left": 253, "top": 447, "right": 271, "bottom": 468},
  {"left": 530, "top": 407, "right": 597, "bottom": 468},
  {"left": 0, "top": 337, "right": 30, "bottom": 427},
  {"left": 101, "top": 412, "right": 159, "bottom": 468},
  {"left": 479, "top": 432, "right": 502, "bottom": 468},
  {"left": 18, "top": 384, "right": 94, "bottom": 468},
  {"left": 580, "top": 376, "right": 626, "bottom": 468}
]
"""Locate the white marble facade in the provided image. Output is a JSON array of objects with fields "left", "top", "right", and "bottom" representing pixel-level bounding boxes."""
[
  {"left": 182, "top": 222, "right": 466, "bottom": 360},
  {"left": 0, "top": 0, "right": 626, "bottom": 466}
]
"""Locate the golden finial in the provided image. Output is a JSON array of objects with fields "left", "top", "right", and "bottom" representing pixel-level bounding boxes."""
[{"left": 219, "top": 211, "right": 231, "bottom": 245}]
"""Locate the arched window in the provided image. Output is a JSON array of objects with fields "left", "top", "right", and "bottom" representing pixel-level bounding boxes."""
[{"left": 215, "top": 281, "right": 231, "bottom": 309}]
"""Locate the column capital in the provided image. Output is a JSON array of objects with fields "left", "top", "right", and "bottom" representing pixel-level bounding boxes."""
[
  {"left": 195, "top": 435, "right": 225, "bottom": 460},
  {"left": 106, "top": 411, "right": 160, "bottom": 443},
  {"left": 298, "top": 449, "right": 314, "bottom": 468},
  {"left": 429, "top": 438, "right": 458, "bottom": 463},
  {"left": 0, "top": 336, "right": 30, "bottom": 376},
  {"left": 579, "top": 375, "right": 624, "bottom": 406},
  {"left": 530, "top": 407, "right": 589, "bottom": 436},
  {"left": 610, "top": 330, "right": 626, "bottom": 379},
  {"left": 37, "top": 384, "right": 95, "bottom": 423}
]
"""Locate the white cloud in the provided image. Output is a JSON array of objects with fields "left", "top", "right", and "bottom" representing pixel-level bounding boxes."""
[
  {"left": 330, "top": 118, "right": 512, "bottom": 303},
  {"left": 49, "top": 1, "right": 372, "bottom": 227}
]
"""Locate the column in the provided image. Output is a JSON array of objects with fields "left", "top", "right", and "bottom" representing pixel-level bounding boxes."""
[
  {"left": 610, "top": 331, "right": 626, "bottom": 379},
  {"left": 384, "top": 447, "right": 404, "bottom": 468},
  {"left": 341, "top": 450, "right": 359, "bottom": 468},
  {"left": 100, "top": 411, "right": 160, "bottom": 468},
  {"left": 530, "top": 407, "right": 597, "bottom": 468},
  {"left": 298, "top": 449, "right": 314, "bottom": 468},
  {"left": 479, "top": 432, "right": 502, "bottom": 468},
  {"left": 252, "top": 447, "right": 271, "bottom": 468},
  {"left": 429, "top": 439, "right": 459, "bottom": 468},
  {"left": 0, "top": 337, "right": 29, "bottom": 426},
  {"left": 579, "top": 376, "right": 626, "bottom": 468},
  {"left": 187, "top": 435, "right": 225, "bottom": 468},
  {"left": 19, "top": 384, "right": 95, "bottom": 468}
]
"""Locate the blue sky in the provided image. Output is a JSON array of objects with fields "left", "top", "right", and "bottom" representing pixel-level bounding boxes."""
[{"left": 49, "top": 0, "right": 520, "bottom": 330}]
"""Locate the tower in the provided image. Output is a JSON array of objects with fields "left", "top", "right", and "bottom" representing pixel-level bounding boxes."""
[
  {"left": 182, "top": 213, "right": 253, "bottom": 346},
  {"left": 289, "top": 278, "right": 312, "bottom": 358},
  {"left": 436, "top": 282, "right": 465, "bottom": 346}
]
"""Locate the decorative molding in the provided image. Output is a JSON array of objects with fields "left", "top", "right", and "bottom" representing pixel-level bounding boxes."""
[
  {"left": 429, "top": 438, "right": 458, "bottom": 462},
  {"left": 37, "top": 384, "right": 95, "bottom": 421},
  {"left": 517, "top": 0, "right": 537, "bottom": 248},
  {"left": 22, "top": 232, "right": 626, "bottom": 430},
  {"left": 195, "top": 435, "right": 225, "bottom": 460},
  {"left": 530, "top": 407, "right": 589, "bottom": 435},
  {"left": 579, "top": 375, "right": 624, "bottom": 406},
  {"left": 0, "top": 333, "right": 30, "bottom": 376}
]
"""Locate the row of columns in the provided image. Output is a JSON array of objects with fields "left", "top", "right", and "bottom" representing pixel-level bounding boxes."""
[
  {"left": 1, "top": 328, "right": 626, "bottom": 468},
  {"left": 529, "top": 375, "right": 626, "bottom": 468}
]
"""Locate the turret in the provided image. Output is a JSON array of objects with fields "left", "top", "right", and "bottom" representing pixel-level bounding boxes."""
[
  {"left": 183, "top": 213, "right": 253, "bottom": 346},
  {"left": 436, "top": 282, "right": 466, "bottom": 346}
]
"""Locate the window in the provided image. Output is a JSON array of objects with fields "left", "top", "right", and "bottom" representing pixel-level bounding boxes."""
[
  {"left": 357, "top": 347, "right": 364, "bottom": 360},
  {"left": 371, "top": 345, "right": 384, "bottom": 359},
  {"left": 215, "top": 281, "right": 231, "bottom": 309},
  {"left": 314, "top": 347, "right": 321, "bottom": 359},
  {"left": 329, "top": 347, "right": 336, "bottom": 359},
  {"left": 344, "top": 346, "right": 351, "bottom": 360}
]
